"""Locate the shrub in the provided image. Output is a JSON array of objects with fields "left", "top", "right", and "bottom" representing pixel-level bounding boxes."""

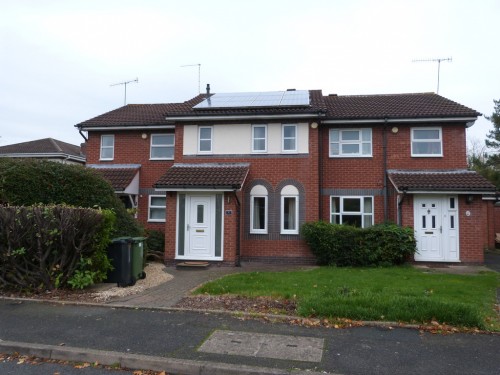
[
  {"left": 0, "top": 158, "right": 142, "bottom": 237},
  {"left": 301, "top": 221, "right": 416, "bottom": 266},
  {"left": 0, "top": 205, "right": 115, "bottom": 291},
  {"left": 145, "top": 229, "right": 165, "bottom": 253}
]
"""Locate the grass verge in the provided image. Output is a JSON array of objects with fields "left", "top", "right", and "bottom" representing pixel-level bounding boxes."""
[{"left": 194, "top": 266, "right": 499, "bottom": 331}]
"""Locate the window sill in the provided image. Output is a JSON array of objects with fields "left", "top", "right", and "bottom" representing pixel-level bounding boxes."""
[
  {"left": 411, "top": 155, "right": 443, "bottom": 158},
  {"left": 150, "top": 158, "right": 174, "bottom": 161},
  {"left": 329, "top": 155, "right": 372, "bottom": 158},
  {"left": 148, "top": 219, "right": 166, "bottom": 223}
]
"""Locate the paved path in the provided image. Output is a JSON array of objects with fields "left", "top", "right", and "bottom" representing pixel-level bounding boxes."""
[{"left": 108, "top": 263, "right": 315, "bottom": 308}]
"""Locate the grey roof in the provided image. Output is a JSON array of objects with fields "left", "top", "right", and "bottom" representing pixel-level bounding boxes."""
[{"left": 0, "top": 138, "right": 85, "bottom": 162}]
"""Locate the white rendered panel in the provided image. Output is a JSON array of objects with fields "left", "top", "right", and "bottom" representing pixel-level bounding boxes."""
[{"left": 183, "top": 123, "right": 309, "bottom": 155}]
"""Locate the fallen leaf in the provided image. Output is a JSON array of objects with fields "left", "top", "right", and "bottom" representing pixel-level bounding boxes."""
[{"left": 74, "top": 362, "right": 91, "bottom": 369}]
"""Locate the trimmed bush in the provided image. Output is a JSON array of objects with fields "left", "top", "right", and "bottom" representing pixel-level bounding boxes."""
[
  {"left": 0, "top": 205, "right": 115, "bottom": 291},
  {"left": 0, "top": 158, "right": 142, "bottom": 237},
  {"left": 301, "top": 221, "right": 416, "bottom": 266}
]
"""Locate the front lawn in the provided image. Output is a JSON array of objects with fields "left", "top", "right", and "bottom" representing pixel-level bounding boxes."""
[{"left": 194, "top": 267, "right": 500, "bottom": 331}]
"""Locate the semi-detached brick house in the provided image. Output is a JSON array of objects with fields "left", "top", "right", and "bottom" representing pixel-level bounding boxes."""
[{"left": 76, "top": 88, "right": 496, "bottom": 265}]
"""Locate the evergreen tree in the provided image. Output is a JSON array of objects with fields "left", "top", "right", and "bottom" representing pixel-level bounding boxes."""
[{"left": 485, "top": 99, "right": 500, "bottom": 165}]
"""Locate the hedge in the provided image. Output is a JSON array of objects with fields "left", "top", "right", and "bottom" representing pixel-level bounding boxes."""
[
  {"left": 301, "top": 221, "right": 416, "bottom": 266},
  {"left": 0, "top": 205, "right": 115, "bottom": 291},
  {"left": 0, "top": 158, "right": 142, "bottom": 237}
]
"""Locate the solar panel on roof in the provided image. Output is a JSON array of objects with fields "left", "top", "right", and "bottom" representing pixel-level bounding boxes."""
[{"left": 193, "top": 90, "right": 310, "bottom": 109}]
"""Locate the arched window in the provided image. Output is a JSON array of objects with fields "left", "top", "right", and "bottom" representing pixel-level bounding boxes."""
[
  {"left": 250, "top": 185, "right": 268, "bottom": 234},
  {"left": 281, "top": 185, "right": 299, "bottom": 234}
]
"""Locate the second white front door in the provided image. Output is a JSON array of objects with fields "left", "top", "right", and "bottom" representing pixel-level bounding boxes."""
[{"left": 414, "top": 195, "right": 459, "bottom": 262}]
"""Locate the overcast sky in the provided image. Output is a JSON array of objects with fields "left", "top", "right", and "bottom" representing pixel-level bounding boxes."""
[{"left": 1, "top": 0, "right": 498, "bottom": 149}]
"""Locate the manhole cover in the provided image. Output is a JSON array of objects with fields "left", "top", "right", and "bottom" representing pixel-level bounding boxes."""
[{"left": 198, "top": 330, "right": 324, "bottom": 362}]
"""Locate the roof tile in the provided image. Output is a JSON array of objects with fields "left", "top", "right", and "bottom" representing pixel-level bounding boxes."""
[
  {"left": 155, "top": 163, "right": 250, "bottom": 189},
  {"left": 388, "top": 170, "right": 496, "bottom": 192}
]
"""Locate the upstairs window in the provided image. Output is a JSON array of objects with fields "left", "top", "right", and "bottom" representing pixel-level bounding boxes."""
[
  {"left": 198, "top": 126, "right": 212, "bottom": 153},
  {"left": 330, "top": 128, "right": 372, "bottom": 157},
  {"left": 150, "top": 134, "right": 175, "bottom": 160},
  {"left": 331, "top": 196, "right": 373, "bottom": 228},
  {"left": 100, "top": 135, "right": 114, "bottom": 160},
  {"left": 411, "top": 127, "right": 442, "bottom": 156},
  {"left": 282, "top": 124, "right": 297, "bottom": 152},
  {"left": 252, "top": 125, "right": 267, "bottom": 152}
]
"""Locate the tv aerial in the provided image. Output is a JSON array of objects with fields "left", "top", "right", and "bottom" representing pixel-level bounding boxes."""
[
  {"left": 110, "top": 78, "right": 139, "bottom": 105},
  {"left": 412, "top": 57, "right": 452, "bottom": 94}
]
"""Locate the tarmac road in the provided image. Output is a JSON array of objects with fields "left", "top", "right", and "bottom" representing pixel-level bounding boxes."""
[{"left": 0, "top": 299, "right": 498, "bottom": 375}]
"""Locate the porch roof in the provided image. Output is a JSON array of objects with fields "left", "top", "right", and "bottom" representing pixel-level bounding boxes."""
[
  {"left": 387, "top": 169, "right": 496, "bottom": 193},
  {"left": 88, "top": 164, "right": 140, "bottom": 193},
  {"left": 155, "top": 163, "right": 250, "bottom": 191}
]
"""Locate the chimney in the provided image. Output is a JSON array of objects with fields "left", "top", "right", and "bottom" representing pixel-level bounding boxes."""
[{"left": 206, "top": 84, "right": 211, "bottom": 96}]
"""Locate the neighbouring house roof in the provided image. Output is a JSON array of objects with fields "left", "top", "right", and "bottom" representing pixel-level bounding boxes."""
[
  {"left": 0, "top": 138, "right": 85, "bottom": 163},
  {"left": 155, "top": 163, "right": 250, "bottom": 190},
  {"left": 87, "top": 164, "right": 140, "bottom": 193},
  {"left": 323, "top": 93, "right": 481, "bottom": 120},
  {"left": 387, "top": 170, "right": 496, "bottom": 193}
]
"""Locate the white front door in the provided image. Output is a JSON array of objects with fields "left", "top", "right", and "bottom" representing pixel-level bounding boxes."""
[
  {"left": 185, "top": 195, "right": 215, "bottom": 259},
  {"left": 414, "top": 195, "right": 459, "bottom": 262}
]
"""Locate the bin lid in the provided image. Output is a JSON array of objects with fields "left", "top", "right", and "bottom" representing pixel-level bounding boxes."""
[{"left": 112, "top": 236, "right": 133, "bottom": 242}]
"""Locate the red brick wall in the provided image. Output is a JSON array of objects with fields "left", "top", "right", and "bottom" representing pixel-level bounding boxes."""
[
  {"left": 170, "top": 124, "right": 320, "bottom": 263},
  {"left": 459, "top": 196, "right": 487, "bottom": 263},
  {"left": 85, "top": 130, "right": 174, "bottom": 232}
]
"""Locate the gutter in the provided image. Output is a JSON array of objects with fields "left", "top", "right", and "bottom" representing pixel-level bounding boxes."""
[
  {"left": 0, "top": 153, "right": 86, "bottom": 163},
  {"left": 78, "top": 125, "right": 175, "bottom": 131},
  {"left": 154, "top": 185, "right": 242, "bottom": 192},
  {"left": 322, "top": 117, "right": 478, "bottom": 125}
]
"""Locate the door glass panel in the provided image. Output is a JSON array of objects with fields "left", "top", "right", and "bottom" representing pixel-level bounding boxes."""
[
  {"left": 431, "top": 203, "right": 436, "bottom": 208},
  {"left": 449, "top": 197, "right": 455, "bottom": 209},
  {"left": 431, "top": 216, "right": 436, "bottom": 229},
  {"left": 422, "top": 216, "right": 426, "bottom": 229},
  {"left": 422, "top": 204, "right": 426, "bottom": 208},
  {"left": 450, "top": 215, "right": 455, "bottom": 229},
  {"left": 197, "top": 205, "right": 204, "bottom": 223}
]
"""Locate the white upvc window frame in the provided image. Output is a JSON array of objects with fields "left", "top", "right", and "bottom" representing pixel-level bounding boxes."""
[
  {"left": 100, "top": 134, "right": 114, "bottom": 160},
  {"left": 282, "top": 124, "right": 297, "bottom": 153},
  {"left": 150, "top": 133, "right": 175, "bottom": 160},
  {"left": 281, "top": 195, "right": 299, "bottom": 235},
  {"left": 250, "top": 195, "right": 268, "bottom": 234},
  {"left": 198, "top": 126, "right": 213, "bottom": 154},
  {"left": 148, "top": 195, "right": 166, "bottom": 222},
  {"left": 252, "top": 124, "right": 268, "bottom": 153},
  {"left": 329, "top": 128, "right": 372, "bottom": 157},
  {"left": 411, "top": 127, "right": 443, "bottom": 157},
  {"left": 330, "top": 196, "right": 374, "bottom": 228}
]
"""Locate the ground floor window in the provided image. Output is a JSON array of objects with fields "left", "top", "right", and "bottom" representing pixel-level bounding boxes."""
[
  {"left": 148, "top": 195, "right": 166, "bottom": 222},
  {"left": 281, "top": 185, "right": 299, "bottom": 234},
  {"left": 331, "top": 196, "right": 373, "bottom": 228}
]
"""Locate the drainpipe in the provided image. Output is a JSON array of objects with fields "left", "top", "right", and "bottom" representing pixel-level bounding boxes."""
[
  {"left": 78, "top": 129, "right": 88, "bottom": 142},
  {"left": 383, "top": 118, "right": 388, "bottom": 222},
  {"left": 233, "top": 190, "right": 241, "bottom": 267},
  {"left": 397, "top": 187, "right": 408, "bottom": 226},
  {"left": 318, "top": 121, "right": 323, "bottom": 221}
]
